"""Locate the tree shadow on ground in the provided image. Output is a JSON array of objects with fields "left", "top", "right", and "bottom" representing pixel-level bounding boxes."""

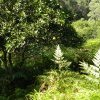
[
  {"left": 60, "top": 24, "right": 84, "bottom": 47},
  {"left": 0, "top": 56, "right": 55, "bottom": 99},
  {"left": 36, "top": 22, "right": 84, "bottom": 47}
]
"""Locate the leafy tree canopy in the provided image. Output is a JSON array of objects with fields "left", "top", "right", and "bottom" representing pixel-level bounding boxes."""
[{"left": 0, "top": 0, "right": 73, "bottom": 68}]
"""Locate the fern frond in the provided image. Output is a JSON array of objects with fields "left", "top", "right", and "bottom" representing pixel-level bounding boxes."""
[
  {"left": 92, "top": 49, "right": 100, "bottom": 67},
  {"left": 53, "top": 44, "right": 71, "bottom": 70},
  {"left": 54, "top": 45, "right": 64, "bottom": 61},
  {"left": 80, "top": 48, "right": 100, "bottom": 83},
  {"left": 12, "top": 72, "right": 27, "bottom": 80}
]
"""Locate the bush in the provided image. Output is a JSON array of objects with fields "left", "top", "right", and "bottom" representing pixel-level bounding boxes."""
[
  {"left": 71, "top": 19, "right": 100, "bottom": 63},
  {"left": 72, "top": 19, "right": 100, "bottom": 41}
]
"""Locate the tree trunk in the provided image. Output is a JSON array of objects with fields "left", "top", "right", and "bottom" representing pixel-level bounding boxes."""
[
  {"left": 8, "top": 52, "right": 13, "bottom": 67},
  {"left": 3, "top": 50, "right": 8, "bottom": 68},
  {"left": 19, "top": 48, "right": 25, "bottom": 67}
]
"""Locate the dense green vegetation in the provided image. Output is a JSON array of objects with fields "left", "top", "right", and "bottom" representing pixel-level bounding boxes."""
[{"left": 0, "top": 0, "right": 100, "bottom": 99}]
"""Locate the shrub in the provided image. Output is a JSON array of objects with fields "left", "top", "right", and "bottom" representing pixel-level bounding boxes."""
[
  {"left": 72, "top": 19, "right": 100, "bottom": 63},
  {"left": 72, "top": 19, "right": 100, "bottom": 41}
]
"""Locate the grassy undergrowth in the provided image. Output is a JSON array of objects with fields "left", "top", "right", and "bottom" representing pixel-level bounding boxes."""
[
  {"left": 25, "top": 70, "right": 100, "bottom": 100},
  {"left": 0, "top": 70, "right": 100, "bottom": 100}
]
